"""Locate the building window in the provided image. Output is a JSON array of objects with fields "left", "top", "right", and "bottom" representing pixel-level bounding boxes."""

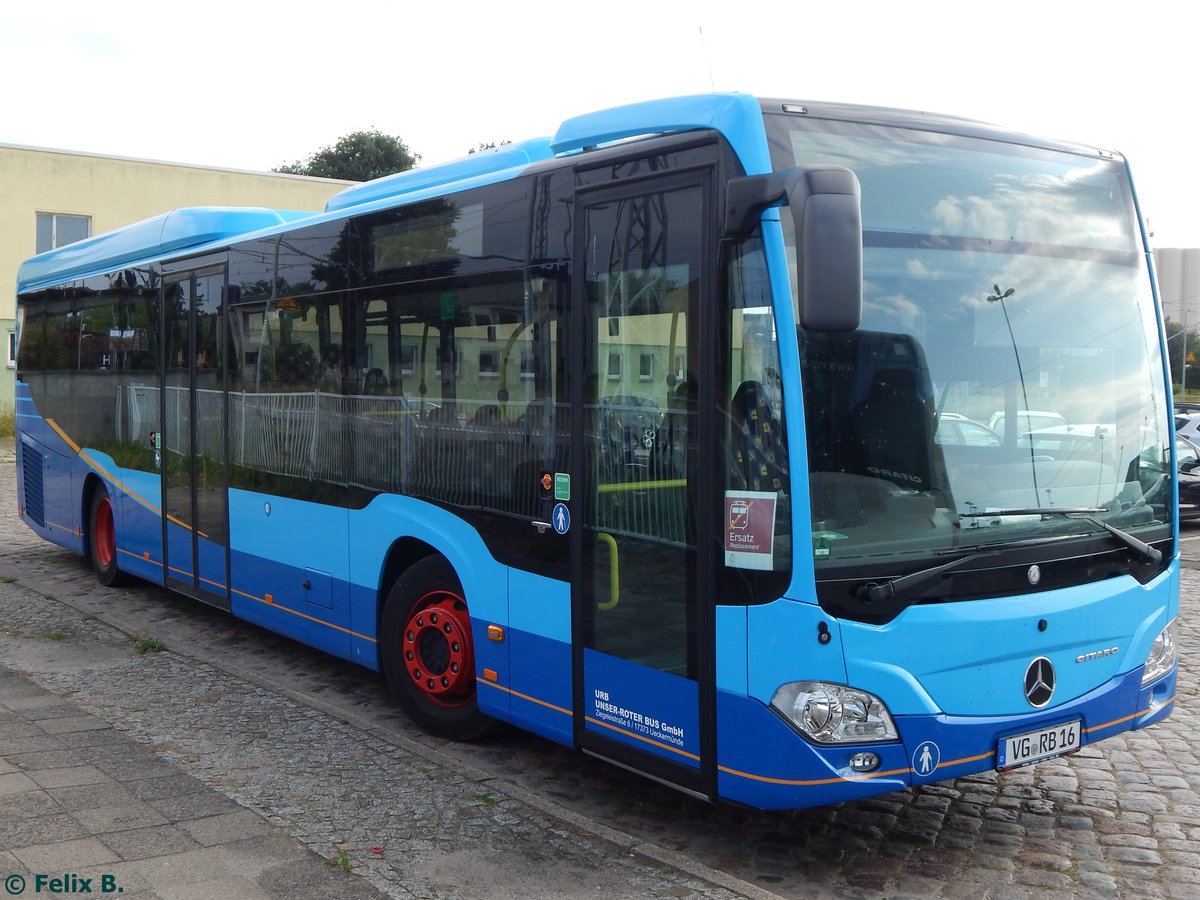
[
  {"left": 36, "top": 212, "right": 91, "bottom": 254},
  {"left": 607, "top": 351, "right": 622, "bottom": 381},
  {"left": 6, "top": 332, "right": 14, "bottom": 368},
  {"left": 639, "top": 352, "right": 654, "bottom": 382},
  {"left": 399, "top": 345, "right": 416, "bottom": 375},
  {"left": 478, "top": 348, "right": 499, "bottom": 378}
]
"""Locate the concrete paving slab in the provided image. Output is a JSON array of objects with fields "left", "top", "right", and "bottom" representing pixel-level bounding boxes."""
[
  {"left": 4, "top": 748, "right": 96, "bottom": 770},
  {"left": 156, "top": 876, "right": 272, "bottom": 900},
  {"left": 128, "top": 845, "right": 270, "bottom": 890},
  {"left": 126, "top": 772, "right": 210, "bottom": 802},
  {"left": 209, "top": 831, "right": 316, "bottom": 871},
  {"left": 10, "top": 836, "right": 121, "bottom": 872},
  {"left": 0, "top": 734, "right": 62, "bottom": 755},
  {"left": 36, "top": 714, "right": 110, "bottom": 734},
  {"left": 72, "top": 800, "right": 171, "bottom": 834},
  {"left": 47, "top": 727, "right": 132, "bottom": 749},
  {"left": 47, "top": 781, "right": 138, "bottom": 811},
  {"left": 0, "top": 811, "right": 90, "bottom": 848},
  {"left": 147, "top": 790, "right": 242, "bottom": 821},
  {"left": 18, "top": 703, "right": 87, "bottom": 720},
  {"left": 0, "top": 771, "right": 38, "bottom": 796},
  {"left": 98, "top": 824, "right": 205, "bottom": 861},
  {"left": 27, "top": 764, "right": 112, "bottom": 789},
  {"left": 0, "top": 723, "right": 39, "bottom": 741},
  {"left": 178, "top": 810, "right": 275, "bottom": 847}
]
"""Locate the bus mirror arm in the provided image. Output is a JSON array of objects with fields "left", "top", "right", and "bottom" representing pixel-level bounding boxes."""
[
  {"left": 724, "top": 166, "right": 863, "bottom": 332},
  {"left": 724, "top": 171, "right": 795, "bottom": 237}
]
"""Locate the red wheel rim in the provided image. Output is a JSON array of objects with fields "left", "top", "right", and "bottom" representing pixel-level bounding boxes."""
[
  {"left": 94, "top": 496, "right": 116, "bottom": 569},
  {"left": 402, "top": 589, "right": 475, "bottom": 707}
]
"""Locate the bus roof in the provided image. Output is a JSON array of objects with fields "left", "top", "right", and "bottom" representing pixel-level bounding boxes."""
[
  {"left": 17, "top": 207, "right": 313, "bottom": 294},
  {"left": 323, "top": 137, "right": 555, "bottom": 212}
]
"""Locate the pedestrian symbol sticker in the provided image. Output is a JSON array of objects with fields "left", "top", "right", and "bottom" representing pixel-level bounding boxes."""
[
  {"left": 912, "top": 740, "right": 941, "bottom": 778},
  {"left": 552, "top": 503, "right": 570, "bottom": 535}
]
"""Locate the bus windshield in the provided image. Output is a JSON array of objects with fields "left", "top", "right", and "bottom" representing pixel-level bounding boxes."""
[{"left": 765, "top": 113, "right": 1172, "bottom": 579}]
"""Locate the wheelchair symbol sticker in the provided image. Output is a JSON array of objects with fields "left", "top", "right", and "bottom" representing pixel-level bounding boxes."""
[
  {"left": 552, "top": 503, "right": 570, "bottom": 535},
  {"left": 912, "top": 740, "right": 941, "bottom": 778}
]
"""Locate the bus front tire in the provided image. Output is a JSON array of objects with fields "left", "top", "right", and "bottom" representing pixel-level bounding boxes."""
[
  {"left": 380, "top": 556, "right": 495, "bottom": 741},
  {"left": 88, "top": 485, "right": 126, "bottom": 587}
]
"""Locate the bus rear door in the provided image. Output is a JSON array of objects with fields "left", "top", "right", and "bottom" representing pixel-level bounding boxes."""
[{"left": 160, "top": 263, "right": 231, "bottom": 609}]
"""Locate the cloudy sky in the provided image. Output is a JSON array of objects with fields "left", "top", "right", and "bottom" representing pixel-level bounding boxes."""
[{"left": 3, "top": 0, "right": 1196, "bottom": 247}]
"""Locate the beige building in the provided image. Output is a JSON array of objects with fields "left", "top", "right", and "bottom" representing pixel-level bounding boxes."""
[
  {"left": 1155, "top": 247, "right": 1200, "bottom": 326},
  {"left": 1, "top": 144, "right": 351, "bottom": 413}
]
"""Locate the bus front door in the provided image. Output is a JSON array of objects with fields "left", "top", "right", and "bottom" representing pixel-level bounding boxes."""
[
  {"left": 160, "top": 265, "right": 231, "bottom": 609},
  {"left": 571, "top": 171, "right": 717, "bottom": 801}
]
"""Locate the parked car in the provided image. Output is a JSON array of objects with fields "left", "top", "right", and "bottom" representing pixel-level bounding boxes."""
[
  {"left": 935, "top": 413, "right": 1002, "bottom": 446},
  {"left": 1177, "top": 435, "right": 1200, "bottom": 522},
  {"left": 986, "top": 409, "right": 1068, "bottom": 439},
  {"left": 598, "top": 394, "right": 662, "bottom": 461},
  {"left": 1175, "top": 413, "right": 1200, "bottom": 443},
  {"left": 1018, "top": 424, "right": 1112, "bottom": 460}
]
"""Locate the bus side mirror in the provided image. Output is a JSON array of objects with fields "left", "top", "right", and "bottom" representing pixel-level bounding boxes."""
[{"left": 724, "top": 165, "right": 862, "bottom": 331}]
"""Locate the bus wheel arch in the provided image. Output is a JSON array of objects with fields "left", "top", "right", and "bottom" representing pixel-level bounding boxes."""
[
  {"left": 84, "top": 476, "right": 125, "bottom": 587},
  {"left": 379, "top": 552, "right": 496, "bottom": 741}
]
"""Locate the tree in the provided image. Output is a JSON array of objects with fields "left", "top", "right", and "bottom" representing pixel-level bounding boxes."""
[{"left": 274, "top": 130, "right": 419, "bottom": 182}]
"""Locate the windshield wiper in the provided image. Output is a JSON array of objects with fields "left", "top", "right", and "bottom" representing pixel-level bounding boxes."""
[
  {"left": 959, "top": 507, "right": 1105, "bottom": 517},
  {"left": 856, "top": 549, "right": 998, "bottom": 605},
  {"left": 960, "top": 507, "right": 1163, "bottom": 564},
  {"left": 857, "top": 509, "right": 1164, "bottom": 607}
]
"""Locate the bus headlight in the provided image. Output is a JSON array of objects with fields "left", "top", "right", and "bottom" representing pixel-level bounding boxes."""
[
  {"left": 770, "top": 681, "right": 898, "bottom": 744},
  {"left": 1141, "top": 620, "right": 1177, "bottom": 686}
]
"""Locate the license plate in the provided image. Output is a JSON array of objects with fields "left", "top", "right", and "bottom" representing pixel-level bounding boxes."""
[{"left": 997, "top": 719, "right": 1081, "bottom": 770}]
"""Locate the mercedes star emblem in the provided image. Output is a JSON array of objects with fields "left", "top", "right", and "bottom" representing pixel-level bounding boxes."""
[{"left": 1024, "top": 656, "right": 1055, "bottom": 708}]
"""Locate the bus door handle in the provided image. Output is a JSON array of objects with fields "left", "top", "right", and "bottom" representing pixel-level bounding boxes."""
[{"left": 596, "top": 532, "right": 619, "bottom": 610}]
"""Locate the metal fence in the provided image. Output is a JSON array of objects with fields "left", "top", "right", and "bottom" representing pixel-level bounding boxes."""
[{"left": 122, "top": 384, "right": 694, "bottom": 544}]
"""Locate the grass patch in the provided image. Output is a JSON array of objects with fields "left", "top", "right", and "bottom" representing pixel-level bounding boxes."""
[
  {"left": 44, "top": 630, "right": 67, "bottom": 640},
  {"left": 133, "top": 636, "right": 167, "bottom": 654},
  {"left": 326, "top": 849, "right": 352, "bottom": 873},
  {"left": 0, "top": 402, "right": 13, "bottom": 439}
]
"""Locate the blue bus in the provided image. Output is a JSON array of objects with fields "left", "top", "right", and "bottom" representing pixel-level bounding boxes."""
[{"left": 13, "top": 94, "right": 1178, "bottom": 810}]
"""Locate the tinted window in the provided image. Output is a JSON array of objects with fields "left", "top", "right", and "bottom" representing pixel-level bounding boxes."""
[{"left": 18, "top": 271, "right": 160, "bottom": 470}]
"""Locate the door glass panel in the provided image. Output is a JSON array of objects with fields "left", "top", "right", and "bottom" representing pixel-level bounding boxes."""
[
  {"left": 583, "top": 187, "right": 703, "bottom": 678},
  {"left": 193, "top": 271, "right": 227, "bottom": 553},
  {"left": 162, "top": 277, "right": 194, "bottom": 586}
]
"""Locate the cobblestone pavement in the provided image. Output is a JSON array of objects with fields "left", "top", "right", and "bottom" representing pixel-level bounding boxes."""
[{"left": 2, "top": 437, "right": 1199, "bottom": 898}]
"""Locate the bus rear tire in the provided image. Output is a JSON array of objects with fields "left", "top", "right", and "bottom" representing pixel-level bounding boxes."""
[
  {"left": 380, "top": 556, "right": 496, "bottom": 741},
  {"left": 88, "top": 484, "right": 126, "bottom": 587}
]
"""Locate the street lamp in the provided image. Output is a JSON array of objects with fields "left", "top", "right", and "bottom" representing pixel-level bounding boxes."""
[
  {"left": 986, "top": 284, "right": 1033, "bottom": 416},
  {"left": 987, "top": 283, "right": 1040, "bottom": 503}
]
